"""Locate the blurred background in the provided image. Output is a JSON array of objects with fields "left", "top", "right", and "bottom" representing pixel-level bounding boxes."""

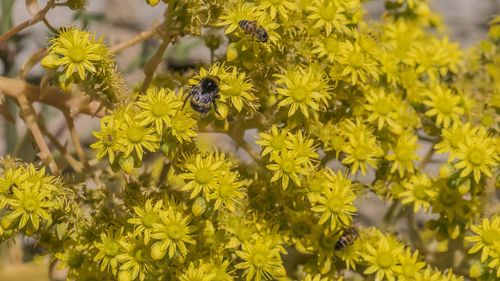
[{"left": 0, "top": 0, "right": 499, "bottom": 280}]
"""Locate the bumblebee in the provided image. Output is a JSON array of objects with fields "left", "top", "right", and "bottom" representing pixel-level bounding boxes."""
[
  {"left": 239, "top": 20, "right": 269, "bottom": 43},
  {"left": 183, "top": 75, "right": 221, "bottom": 115},
  {"left": 334, "top": 227, "right": 359, "bottom": 250}
]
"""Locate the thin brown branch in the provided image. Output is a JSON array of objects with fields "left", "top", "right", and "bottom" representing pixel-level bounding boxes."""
[
  {"left": 16, "top": 95, "right": 59, "bottom": 175},
  {"left": 38, "top": 118, "right": 83, "bottom": 173},
  {"left": 0, "top": 76, "right": 106, "bottom": 117},
  {"left": 0, "top": 0, "right": 56, "bottom": 44},
  {"left": 140, "top": 5, "right": 174, "bottom": 93},
  {"left": 63, "top": 114, "right": 89, "bottom": 170},
  {"left": 110, "top": 24, "right": 160, "bottom": 54}
]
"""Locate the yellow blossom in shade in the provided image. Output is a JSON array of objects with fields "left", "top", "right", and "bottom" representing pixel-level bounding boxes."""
[
  {"left": 170, "top": 109, "right": 198, "bottom": 143},
  {"left": 45, "top": 28, "right": 103, "bottom": 80},
  {"left": 414, "top": 268, "right": 444, "bottom": 281},
  {"left": 275, "top": 66, "right": 331, "bottom": 119},
  {"left": 208, "top": 171, "right": 245, "bottom": 212},
  {"left": 285, "top": 130, "right": 319, "bottom": 168},
  {"left": 434, "top": 122, "right": 476, "bottom": 161},
  {"left": 135, "top": 87, "right": 182, "bottom": 135},
  {"left": 399, "top": 174, "right": 437, "bottom": 213},
  {"left": 395, "top": 249, "right": 426, "bottom": 280},
  {"left": 117, "top": 236, "right": 152, "bottom": 281},
  {"left": 431, "top": 180, "right": 468, "bottom": 221},
  {"left": 423, "top": 85, "right": 464, "bottom": 128},
  {"left": 312, "top": 34, "right": 342, "bottom": 63},
  {"left": 256, "top": 0, "right": 298, "bottom": 20},
  {"left": 121, "top": 113, "right": 159, "bottom": 161},
  {"left": 0, "top": 167, "right": 28, "bottom": 209},
  {"left": 179, "top": 153, "right": 225, "bottom": 199},
  {"left": 454, "top": 132, "right": 497, "bottom": 183},
  {"left": 127, "top": 199, "right": 163, "bottom": 244},
  {"left": 465, "top": 216, "right": 500, "bottom": 262},
  {"left": 206, "top": 258, "right": 235, "bottom": 281},
  {"left": 386, "top": 133, "right": 419, "bottom": 177},
  {"left": 337, "top": 40, "right": 379, "bottom": 85},
  {"left": 307, "top": 0, "right": 347, "bottom": 36},
  {"left": 364, "top": 88, "right": 402, "bottom": 132},
  {"left": 311, "top": 171, "right": 357, "bottom": 231},
  {"left": 6, "top": 183, "right": 54, "bottom": 230},
  {"left": 219, "top": 67, "right": 257, "bottom": 112},
  {"left": 235, "top": 237, "right": 286, "bottom": 281},
  {"left": 266, "top": 151, "right": 309, "bottom": 189},
  {"left": 256, "top": 125, "right": 289, "bottom": 158},
  {"left": 91, "top": 116, "right": 126, "bottom": 163},
  {"left": 364, "top": 235, "right": 405, "bottom": 281},
  {"left": 180, "top": 262, "right": 216, "bottom": 281},
  {"left": 93, "top": 227, "right": 124, "bottom": 275},
  {"left": 151, "top": 208, "right": 195, "bottom": 259},
  {"left": 218, "top": 1, "right": 257, "bottom": 34},
  {"left": 342, "top": 131, "right": 384, "bottom": 175}
]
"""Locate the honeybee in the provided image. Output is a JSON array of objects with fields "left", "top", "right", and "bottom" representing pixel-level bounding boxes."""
[
  {"left": 183, "top": 75, "right": 221, "bottom": 115},
  {"left": 334, "top": 227, "right": 359, "bottom": 250},
  {"left": 239, "top": 20, "right": 269, "bottom": 43}
]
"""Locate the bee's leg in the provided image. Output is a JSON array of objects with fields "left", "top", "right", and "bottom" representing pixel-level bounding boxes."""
[
  {"left": 213, "top": 96, "right": 222, "bottom": 117},
  {"left": 182, "top": 92, "right": 192, "bottom": 109}
]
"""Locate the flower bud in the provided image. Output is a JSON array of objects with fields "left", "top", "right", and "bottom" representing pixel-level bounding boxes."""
[
  {"left": 191, "top": 197, "right": 207, "bottom": 217},
  {"left": 146, "top": 0, "right": 161, "bottom": 7},
  {"left": 151, "top": 241, "right": 166, "bottom": 260},
  {"left": 119, "top": 155, "right": 135, "bottom": 174},
  {"left": 226, "top": 43, "right": 239, "bottom": 62},
  {"left": 469, "top": 261, "right": 484, "bottom": 279},
  {"left": 41, "top": 54, "right": 59, "bottom": 69}
]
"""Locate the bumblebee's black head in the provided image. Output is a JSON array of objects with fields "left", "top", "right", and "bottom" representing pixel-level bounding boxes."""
[
  {"left": 258, "top": 30, "right": 269, "bottom": 42},
  {"left": 200, "top": 76, "right": 220, "bottom": 93}
]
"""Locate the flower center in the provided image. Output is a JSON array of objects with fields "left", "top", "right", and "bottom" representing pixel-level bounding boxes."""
[
  {"left": 195, "top": 167, "right": 212, "bottom": 184},
  {"left": 290, "top": 86, "right": 310, "bottom": 102},
  {"left": 376, "top": 252, "right": 394, "bottom": 269},
  {"left": 167, "top": 223, "right": 184, "bottom": 240},
  {"left": 126, "top": 126, "right": 144, "bottom": 143},
  {"left": 435, "top": 97, "right": 452, "bottom": 114},
  {"left": 440, "top": 189, "right": 458, "bottom": 206},
  {"left": 226, "top": 83, "right": 242, "bottom": 97},
  {"left": 22, "top": 195, "right": 39, "bottom": 212},
  {"left": 151, "top": 102, "right": 169, "bottom": 117},
  {"left": 413, "top": 184, "right": 427, "bottom": 200},
  {"left": 319, "top": 4, "right": 337, "bottom": 21},
  {"left": 142, "top": 211, "right": 157, "bottom": 228},
  {"left": 281, "top": 161, "right": 294, "bottom": 173},
  {"left": 134, "top": 248, "right": 146, "bottom": 262},
  {"left": 324, "top": 37, "right": 339, "bottom": 54},
  {"left": 373, "top": 99, "right": 391, "bottom": 116},
  {"left": 348, "top": 52, "right": 363, "bottom": 68},
  {"left": 482, "top": 229, "right": 498, "bottom": 245},
  {"left": 252, "top": 253, "right": 266, "bottom": 267},
  {"left": 104, "top": 240, "right": 120, "bottom": 256},
  {"left": 270, "top": 135, "right": 286, "bottom": 150},
  {"left": 467, "top": 147, "right": 483, "bottom": 166},
  {"left": 327, "top": 197, "right": 343, "bottom": 212},
  {"left": 353, "top": 145, "right": 370, "bottom": 161},
  {"left": 68, "top": 47, "right": 87, "bottom": 63}
]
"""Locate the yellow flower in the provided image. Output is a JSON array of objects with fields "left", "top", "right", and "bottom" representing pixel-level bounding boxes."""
[
  {"left": 266, "top": 151, "right": 309, "bottom": 189},
  {"left": 235, "top": 237, "right": 286, "bottom": 281},
  {"left": 364, "top": 88, "right": 402, "bottom": 132},
  {"left": 179, "top": 152, "right": 226, "bottom": 199},
  {"left": 93, "top": 227, "right": 124, "bottom": 275},
  {"left": 257, "top": 0, "right": 298, "bottom": 20},
  {"left": 386, "top": 133, "right": 419, "bottom": 177},
  {"left": 121, "top": 112, "right": 159, "bottom": 161},
  {"left": 219, "top": 67, "right": 257, "bottom": 112},
  {"left": 337, "top": 41, "right": 379, "bottom": 85},
  {"left": 218, "top": 1, "right": 258, "bottom": 34},
  {"left": 127, "top": 199, "right": 163, "bottom": 244},
  {"left": 256, "top": 125, "right": 289, "bottom": 158},
  {"left": 364, "top": 235, "right": 405, "bottom": 281},
  {"left": 312, "top": 34, "right": 342, "bottom": 63},
  {"left": 307, "top": 0, "right": 348, "bottom": 36},
  {"left": 342, "top": 131, "right": 384, "bottom": 175},
  {"left": 44, "top": 28, "right": 104, "bottom": 80},
  {"left": 117, "top": 236, "right": 152, "bottom": 281},
  {"left": 170, "top": 108, "right": 198, "bottom": 143},
  {"left": 465, "top": 216, "right": 500, "bottom": 263},
  {"left": 423, "top": 85, "right": 464, "bottom": 128},
  {"left": 136, "top": 87, "right": 182, "bottom": 135},
  {"left": 395, "top": 249, "right": 426, "bottom": 280},
  {"left": 285, "top": 130, "right": 319, "bottom": 168},
  {"left": 91, "top": 116, "right": 126, "bottom": 163},
  {"left": 151, "top": 208, "right": 195, "bottom": 259},
  {"left": 434, "top": 122, "right": 476, "bottom": 161},
  {"left": 454, "top": 131, "right": 497, "bottom": 183},
  {"left": 399, "top": 174, "right": 437, "bottom": 213},
  {"left": 275, "top": 66, "right": 331, "bottom": 119}
]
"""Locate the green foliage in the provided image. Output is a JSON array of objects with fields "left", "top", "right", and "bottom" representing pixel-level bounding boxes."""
[{"left": 0, "top": 0, "right": 499, "bottom": 280}]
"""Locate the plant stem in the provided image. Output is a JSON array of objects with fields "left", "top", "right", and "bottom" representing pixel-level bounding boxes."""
[
  {"left": 0, "top": 0, "right": 55, "bottom": 44},
  {"left": 16, "top": 94, "right": 59, "bottom": 175},
  {"left": 110, "top": 23, "right": 161, "bottom": 54},
  {"left": 140, "top": 3, "right": 174, "bottom": 93},
  {"left": 64, "top": 114, "right": 89, "bottom": 170}
]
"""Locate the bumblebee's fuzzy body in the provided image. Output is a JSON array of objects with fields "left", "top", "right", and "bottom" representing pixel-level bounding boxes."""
[
  {"left": 335, "top": 227, "right": 359, "bottom": 250},
  {"left": 184, "top": 76, "right": 221, "bottom": 115}
]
